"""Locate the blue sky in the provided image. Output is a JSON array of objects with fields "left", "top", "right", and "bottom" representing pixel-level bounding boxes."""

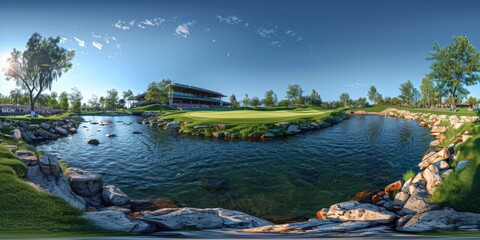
[{"left": 1, "top": 0, "right": 480, "bottom": 103}]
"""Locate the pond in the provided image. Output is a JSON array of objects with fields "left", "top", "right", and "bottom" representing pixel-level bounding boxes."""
[{"left": 36, "top": 114, "right": 433, "bottom": 219}]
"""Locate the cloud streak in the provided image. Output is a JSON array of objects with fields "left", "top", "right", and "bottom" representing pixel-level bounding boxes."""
[
  {"left": 216, "top": 15, "right": 242, "bottom": 25},
  {"left": 175, "top": 21, "right": 196, "bottom": 38},
  {"left": 345, "top": 82, "right": 368, "bottom": 88},
  {"left": 74, "top": 37, "right": 85, "bottom": 47},
  {"left": 92, "top": 41, "right": 103, "bottom": 50}
]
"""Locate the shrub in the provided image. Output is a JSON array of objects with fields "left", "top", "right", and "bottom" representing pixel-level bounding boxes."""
[{"left": 402, "top": 169, "right": 415, "bottom": 182}]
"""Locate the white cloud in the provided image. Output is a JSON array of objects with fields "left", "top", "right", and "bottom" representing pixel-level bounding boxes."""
[
  {"left": 141, "top": 17, "right": 164, "bottom": 26},
  {"left": 257, "top": 27, "right": 275, "bottom": 38},
  {"left": 137, "top": 24, "right": 146, "bottom": 29},
  {"left": 227, "top": 52, "right": 230, "bottom": 57},
  {"left": 74, "top": 37, "right": 85, "bottom": 47},
  {"left": 112, "top": 36, "right": 117, "bottom": 41},
  {"left": 59, "top": 37, "right": 68, "bottom": 44},
  {"left": 345, "top": 82, "right": 368, "bottom": 88},
  {"left": 216, "top": 15, "right": 242, "bottom": 24},
  {"left": 270, "top": 41, "right": 281, "bottom": 47},
  {"left": 114, "top": 20, "right": 130, "bottom": 30},
  {"left": 92, "top": 32, "right": 102, "bottom": 38},
  {"left": 296, "top": 36, "right": 304, "bottom": 42},
  {"left": 175, "top": 21, "right": 196, "bottom": 38},
  {"left": 244, "top": 22, "right": 249, "bottom": 28},
  {"left": 92, "top": 41, "right": 103, "bottom": 50},
  {"left": 128, "top": 20, "right": 135, "bottom": 26},
  {"left": 116, "top": 44, "right": 122, "bottom": 49}
]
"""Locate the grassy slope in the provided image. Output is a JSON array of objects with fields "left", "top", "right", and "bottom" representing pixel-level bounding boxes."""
[
  {"left": 0, "top": 145, "right": 112, "bottom": 238},
  {"left": 356, "top": 105, "right": 480, "bottom": 117},
  {"left": 0, "top": 112, "right": 74, "bottom": 123},
  {"left": 129, "top": 104, "right": 177, "bottom": 112},
  {"left": 429, "top": 122, "right": 480, "bottom": 212}
]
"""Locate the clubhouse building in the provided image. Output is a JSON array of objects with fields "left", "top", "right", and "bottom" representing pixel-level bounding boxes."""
[{"left": 131, "top": 83, "right": 231, "bottom": 109}]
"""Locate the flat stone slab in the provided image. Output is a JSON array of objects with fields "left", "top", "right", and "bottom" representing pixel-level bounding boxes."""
[
  {"left": 3, "top": 145, "right": 18, "bottom": 153},
  {"left": 397, "top": 208, "right": 480, "bottom": 232},
  {"left": 83, "top": 211, "right": 153, "bottom": 233},
  {"left": 39, "top": 154, "right": 61, "bottom": 176},
  {"left": 16, "top": 150, "right": 38, "bottom": 166},
  {"left": 65, "top": 168, "right": 103, "bottom": 197},
  {"left": 138, "top": 207, "right": 272, "bottom": 230}
]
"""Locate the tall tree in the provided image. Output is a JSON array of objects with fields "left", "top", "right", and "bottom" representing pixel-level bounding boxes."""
[
  {"left": 262, "top": 89, "right": 277, "bottom": 107},
  {"left": 368, "top": 86, "right": 379, "bottom": 104},
  {"left": 229, "top": 94, "right": 240, "bottom": 108},
  {"left": 286, "top": 84, "right": 303, "bottom": 107},
  {"left": 105, "top": 89, "right": 119, "bottom": 111},
  {"left": 9, "top": 88, "right": 22, "bottom": 105},
  {"left": 467, "top": 96, "right": 478, "bottom": 106},
  {"left": 242, "top": 93, "right": 250, "bottom": 109},
  {"left": 144, "top": 79, "right": 173, "bottom": 113},
  {"left": 251, "top": 96, "right": 260, "bottom": 107},
  {"left": 68, "top": 87, "right": 83, "bottom": 113},
  {"left": 420, "top": 76, "right": 435, "bottom": 108},
  {"left": 4, "top": 33, "right": 75, "bottom": 116},
  {"left": 356, "top": 97, "right": 368, "bottom": 108},
  {"left": 427, "top": 36, "right": 480, "bottom": 110},
  {"left": 309, "top": 89, "right": 322, "bottom": 106},
  {"left": 88, "top": 94, "right": 100, "bottom": 110},
  {"left": 399, "top": 80, "right": 417, "bottom": 108},
  {"left": 99, "top": 96, "right": 106, "bottom": 110},
  {"left": 122, "top": 89, "right": 134, "bottom": 108},
  {"left": 59, "top": 91, "right": 69, "bottom": 111},
  {"left": 48, "top": 91, "right": 59, "bottom": 109},
  {"left": 339, "top": 93, "right": 350, "bottom": 107}
]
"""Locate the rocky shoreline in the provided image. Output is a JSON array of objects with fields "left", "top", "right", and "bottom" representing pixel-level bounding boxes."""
[{"left": 1, "top": 108, "right": 480, "bottom": 236}]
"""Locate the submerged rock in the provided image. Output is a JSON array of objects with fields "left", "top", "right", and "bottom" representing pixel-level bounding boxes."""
[{"left": 87, "top": 138, "right": 100, "bottom": 145}]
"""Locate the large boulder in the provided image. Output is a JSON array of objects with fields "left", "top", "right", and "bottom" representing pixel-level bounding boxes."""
[
  {"left": 16, "top": 150, "right": 38, "bottom": 166},
  {"left": 26, "top": 165, "right": 86, "bottom": 210},
  {"left": 83, "top": 211, "right": 154, "bottom": 233},
  {"left": 102, "top": 185, "right": 129, "bottom": 206},
  {"left": 397, "top": 208, "right": 480, "bottom": 232},
  {"left": 455, "top": 160, "right": 470, "bottom": 172},
  {"left": 138, "top": 207, "right": 271, "bottom": 230},
  {"left": 164, "top": 122, "right": 180, "bottom": 130},
  {"left": 327, "top": 201, "right": 395, "bottom": 224},
  {"left": 419, "top": 148, "right": 450, "bottom": 169},
  {"left": 55, "top": 127, "right": 68, "bottom": 136},
  {"left": 384, "top": 180, "right": 402, "bottom": 199},
  {"left": 286, "top": 125, "right": 301, "bottom": 135},
  {"left": 422, "top": 164, "right": 442, "bottom": 194},
  {"left": 39, "top": 154, "right": 61, "bottom": 176},
  {"left": 65, "top": 168, "right": 103, "bottom": 197},
  {"left": 397, "top": 183, "right": 440, "bottom": 216}
]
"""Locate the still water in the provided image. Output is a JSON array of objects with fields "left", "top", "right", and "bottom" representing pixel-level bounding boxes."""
[{"left": 37, "top": 115, "right": 432, "bottom": 219}]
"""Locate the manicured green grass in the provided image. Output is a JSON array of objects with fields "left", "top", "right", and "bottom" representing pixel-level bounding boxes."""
[
  {"left": 0, "top": 112, "right": 74, "bottom": 123},
  {"left": 429, "top": 122, "right": 480, "bottom": 212},
  {"left": 163, "top": 108, "right": 340, "bottom": 124},
  {"left": 0, "top": 145, "right": 103, "bottom": 236},
  {"left": 355, "top": 105, "right": 480, "bottom": 116}
]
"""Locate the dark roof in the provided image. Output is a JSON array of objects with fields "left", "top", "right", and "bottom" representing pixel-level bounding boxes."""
[{"left": 172, "top": 83, "right": 226, "bottom": 97}]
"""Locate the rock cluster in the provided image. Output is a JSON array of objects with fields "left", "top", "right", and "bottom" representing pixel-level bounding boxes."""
[{"left": 0, "top": 118, "right": 79, "bottom": 143}]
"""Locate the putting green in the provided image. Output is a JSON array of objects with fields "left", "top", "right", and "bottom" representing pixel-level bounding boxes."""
[{"left": 164, "top": 109, "right": 338, "bottom": 124}]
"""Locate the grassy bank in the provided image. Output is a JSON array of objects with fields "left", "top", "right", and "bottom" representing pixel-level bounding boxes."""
[
  {"left": 0, "top": 112, "right": 74, "bottom": 123},
  {"left": 429, "top": 122, "right": 480, "bottom": 212},
  {"left": 355, "top": 105, "right": 480, "bottom": 117}
]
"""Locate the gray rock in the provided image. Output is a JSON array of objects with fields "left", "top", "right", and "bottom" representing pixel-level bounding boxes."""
[
  {"left": 68, "top": 128, "right": 77, "bottom": 133},
  {"left": 441, "top": 169, "right": 453, "bottom": 179},
  {"left": 401, "top": 178, "right": 412, "bottom": 193},
  {"left": 138, "top": 207, "right": 271, "bottom": 230},
  {"left": 99, "top": 206, "right": 132, "bottom": 214},
  {"left": 40, "top": 123, "right": 51, "bottom": 130},
  {"left": 261, "top": 132, "right": 275, "bottom": 138},
  {"left": 16, "top": 150, "right": 38, "bottom": 166},
  {"left": 455, "top": 160, "right": 470, "bottom": 172},
  {"left": 39, "top": 154, "right": 60, "bottom": 176},
  {"left": 87, "top": 138, "right": 100, "bottom": 145},
  {"left": 434, "top": 160, "right": 450, "bottom": 170},
  {"left": 55, "top": 127, "right": 68, "bottom": 136},
  {"left": 397, "top": 208, "right": 480, "bottom": 232},
  {"left": 102, "top": 185, "right": 129, "bottom": 206},
  {"left": 164, "top": 122, "right": 180, "bottom": 130},
  {"left": 397, "top": 183, "right": 440, "bottom": 216},
  {"left": 28, "top": 124, "right": 40, "bottom": 130},
  {"left": 286, "top": 125, "right": 301, "bottom": 134},
  {"left": 65, "top": 168, "right": 103, "bottom": 197},
  {"left": 83, "top": 211, "right": 153, "bottom": 233},
  {"left": 392, "top": 192, "right": 410, "bottom": 210},
  {"left": 26, "top": 165, "right": 86, "bottom": 210},
  {"left": 327, "top": 201, "right": 395, "bottom": 224}
]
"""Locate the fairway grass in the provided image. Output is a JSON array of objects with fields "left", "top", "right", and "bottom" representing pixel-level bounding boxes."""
[
  {"left": 356, "top": 105, "right": 480, "bottom": 117},
  {"left": 162, "top": 108, "right": 340, "bottom": 124}
]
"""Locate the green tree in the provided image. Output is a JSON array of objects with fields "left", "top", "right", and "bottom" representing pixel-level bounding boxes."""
[
  {"left": 59, "top": 91, "right": 69, "bottom": 111},
  {"left": 105, "top": 89, "right": 119, "bottom": 111},
  {"left": 9, "top": 88, "right": 22, "bottom": 105},
  {"left": 368, "top": 86, "right": 379, "bottom": 104},
  {"left": 242, "top": 93, "right": 250, "bottom": 109},
  {"left": 262, "top": 89, "right": 277, "bottom": 107},
  {"left": 99, "top": 96, "right": 106, "bottom": 110},
  {"left": 286, "top": 84, "right": 303, "bottom": 107},
  {"left": 251, "top": 96, "right": 260, "bottom": 107},
  {"left": 427, "top": 36, "right": 480, "bottom": 110},
  {"left": 356, "top": 97, "right": 367, "bottom": 108},
  {"left": 144, "top": 79, "right": 173, "bottom": 113},
  {"left": 229, "top": 94, "right": 240, "bottom": 108},
  {"left": 4, "top": 33, "right": 75, "bottom": 116},
  {"left": 278, "top": 99, "right": 291, "bottom": 107},
  {"left": 467, "top": 96, "right": 478, "bottom": 106},
  {"left": 375, "top": 93, "right": 384, "bottom": 105},
  {"left": 339, "top": 92, "right": 350, "bottom": 107},
  {"left": 88, "top": 94, "right": 100, "bottom": 110},
  {"left": 68, "top": 87, "right": 83, "bottom": 113},
  {"left": 309, "top": 89, "right": 322, "bottom": 106},
  {"left": 420, "top": 76, "right": 435, "bottom": 108},
  {"left": 399, "top": 80, "right": 418, "bottom": 108},
  {"left": 48, "top": 91, "right": 59, "bottom": 108},
  {"left": 122, "top": 89, "right": 134, "bottom": 108}
]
